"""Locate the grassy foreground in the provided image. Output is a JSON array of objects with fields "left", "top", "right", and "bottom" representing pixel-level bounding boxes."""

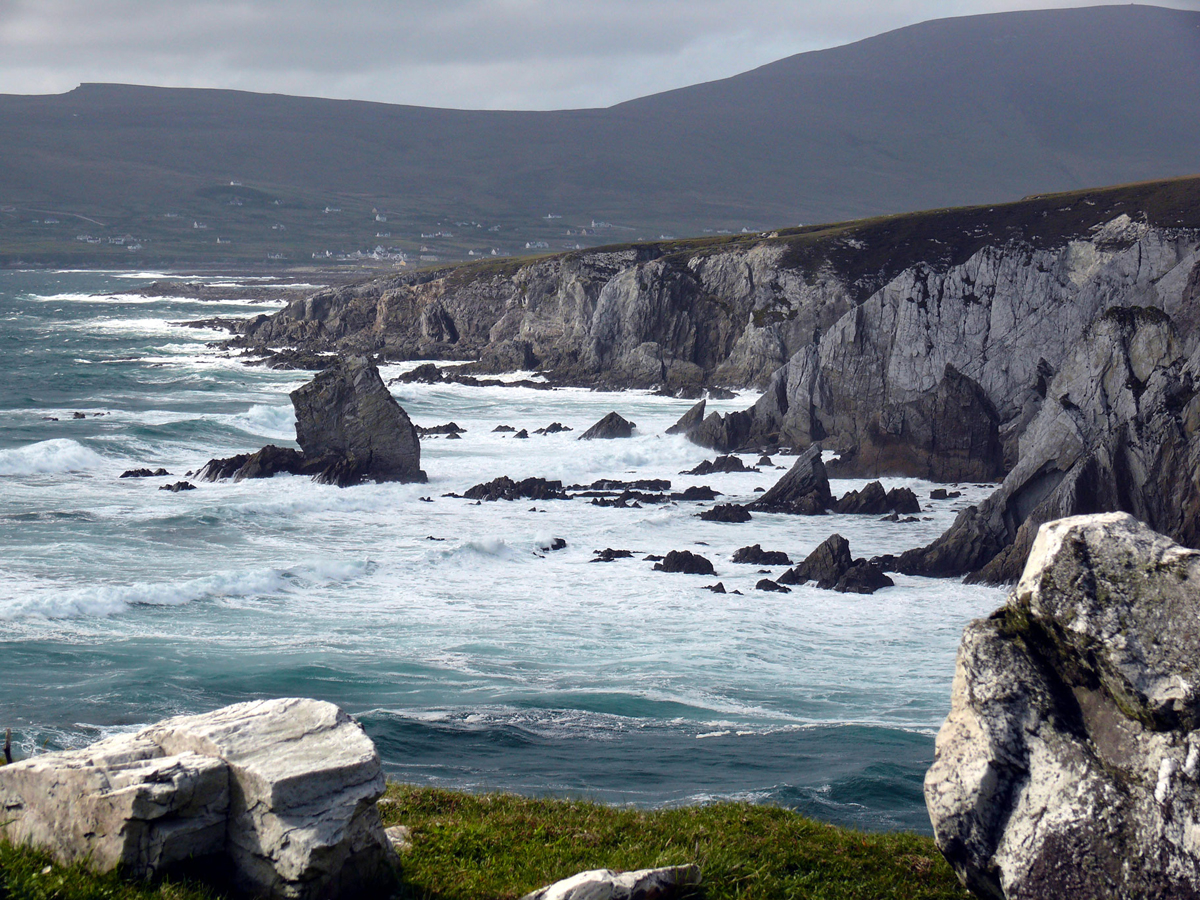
[{"left": 0, "top": 787, "right": 966, "bottom": 900}]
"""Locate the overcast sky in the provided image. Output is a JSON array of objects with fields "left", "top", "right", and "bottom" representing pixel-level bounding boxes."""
[{"left": 2, "top": 0, "right": 1198, "bottom": 109}]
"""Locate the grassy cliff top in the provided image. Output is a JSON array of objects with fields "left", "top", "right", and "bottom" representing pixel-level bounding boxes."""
[{"left": 0, "top": 786, "right": 963, "bottom": 900}]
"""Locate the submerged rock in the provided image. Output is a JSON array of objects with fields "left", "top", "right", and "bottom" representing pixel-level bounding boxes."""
[
  {"left": 0, "top": 699, "right": 394, "bottom": 899},
  {"left": 747, "top": 445, "right": 831, "bottom": 514},
  {"left": 578, "top": 412, "right": 636, "bottom": 440},
  {"left": 591, "top": 548, "right": 634, "bottom": 562},
  {"left": 755, "top": 578, "right": 791, "bottom": 593},
  {"left": 927, "top": 513, "right": 1200, "bottom": 899}
]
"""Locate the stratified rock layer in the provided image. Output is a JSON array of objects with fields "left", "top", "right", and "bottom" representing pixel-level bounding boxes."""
[
  {"left": 926, "top": 513, "right": 1200, "bottom": 899},
  {"left": 0, "top": 699, "right": 394, "bottom": 900}
]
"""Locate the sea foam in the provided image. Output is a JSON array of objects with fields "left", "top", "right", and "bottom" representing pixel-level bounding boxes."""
[{"left": 0, "top": 439, "right": 108, "bottom": 476}]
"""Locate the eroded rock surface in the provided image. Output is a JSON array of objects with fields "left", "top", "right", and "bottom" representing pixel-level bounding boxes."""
[
  {"left": 927, "top": 513, "right": 1200, "bottom": 899},
  {"left": 579, "top": 412, "right": 636, "bottom": 440},
  {"left": 0, "top": 698, "right": 394, "bottom": 900}
]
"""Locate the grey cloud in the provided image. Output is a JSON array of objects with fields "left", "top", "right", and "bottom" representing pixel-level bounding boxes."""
[{"left": 2, "top": 0, "right": 1198, "bottom": 108}]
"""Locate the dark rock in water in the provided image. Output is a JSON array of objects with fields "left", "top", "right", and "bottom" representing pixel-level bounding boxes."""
[
  {"left": 72, "top": 412, "right": 86, "bottom": 419},
  {"left": 571, "top": 478, "right": 671, "bottom": 492},
  {"left": 706, "top": 387, "right": 738, "bottom": 400},
  {"left": 492, "top": 425, "right": 517, "bottom": 433},
  {"left": 748, "top": 445, "right": 831, "bottom": 515},
  {"left": 591, "top": 548, "right": 633, "bottom": 562},
  {"left": 698, "top": 504, "right": 751, "bottom": 523},
  {"left": 674, "top": 485, "right": 721, "bottom": 501},
  {"left": 539, "top": 538, "right": 567, "bottom": 552},
  {"left": 834, "top": 481, "right": 922, "bottom": 515},
  {"left": 643, "top": 554, "right": 665, "bottom": 562},
  {"left": 534, "top": 422, "right": 572, "bottom": 435},
  {"left": 880, "top": 512, "right": 919, "bottom": 523},
  {"left": 654, "top": 550, "right": 715, "bottom": 575},
  {"left": 683, "top": 455, "right": 758, "bottom": 476},
  {"left": 926, "top": 514, "right": 1200, "bottom": 900},
  {"left": 687, "top": 409, "right": 758, "bottom": 453},
  {"left": 419, "top": 496, "right": 433, "bottom": 503},
  {"left": 579, "top": 412, "right": 636, "bottom": 440},
  {"left": 929, "top": 488, "right": 952, "bottom": 500},
  {"left": 159, "top": 481, "right": 196, "bottom": 492},
  {"left": 198, "top": 445, "right": 312, "bottom": 483},
  {"left": 666, "top": 400, "right": 706, "bottom": 436},
  {"left": 887, "top": 487, "right": 921, "bottom": 514},
  {"left": 834, "top": 481, "right": 890, "bottom": 514},
  {"left": 513, "top": 429, "right": 530, "bottom": 439},
  {"left": 832, "top": 561, "right": 894, "bottom": 594},
  {"left": 756, "top": 455, "right": 774, "bottom": 467},
  {"left": 756, "top": 578, "right": 791, "bottom": 593},
  {"left": 703, "top": 582, "right": 727, "bottom": 594},
  {"left": 291, "top": 356, "right": 425, "bottom": 485},
  {"left": 463, "top": 476, "right": 568, "bottom": 502},
  {"left": 731, "top": 544, "right": 792, "bottom": 566},
  {"left": 416, "top": 422, "right": 465, "bottom": 436},
  {"left": 899, "top": 307, "right": 1200, "bottom": 582},
  {"left": 394, "top": 363, "right": 444, "bottom": 384},
  {"left": 120, "top": 468, "right": 169, "bottom": 478},
  {"left": 778, "top": 534, "right": 853, "bottom": 587},
  {"left": 445, "top": 432, "right": 461, "bottom": 440}
]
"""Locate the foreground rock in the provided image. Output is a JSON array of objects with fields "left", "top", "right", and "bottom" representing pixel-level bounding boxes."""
[
  {"left": 521, "top": 865, "right": 702, "bottom": 900},
  {"left": 927, "top": 514, "right": 1200, "bottom": 899},
  {"left": 747, "top": 445, "right": 831, "bottom": 514},
  {"left": 578, "top": 412, "right": 636, "bottom": 440},
  {"left": 201, "top": 357, "right": 426, "bottom": 486},
  {"left": 0, "top": 698, "right": 394, "bottom": 899}
]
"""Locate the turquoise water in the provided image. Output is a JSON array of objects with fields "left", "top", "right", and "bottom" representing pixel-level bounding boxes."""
[{"left": 0, "top": 269, "right": 1004, "bottom": 833}]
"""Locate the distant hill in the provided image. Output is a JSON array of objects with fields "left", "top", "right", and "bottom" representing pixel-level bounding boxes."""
[{"left": 0, "top": 4, "right": 1197, "bottom": 268}]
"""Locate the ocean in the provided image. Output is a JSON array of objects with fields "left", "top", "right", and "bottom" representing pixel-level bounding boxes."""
[{"left": 0, "top": 269, "right": 1004, "bottom": 833}]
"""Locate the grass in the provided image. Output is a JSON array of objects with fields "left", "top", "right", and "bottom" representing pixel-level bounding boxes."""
[{"left": 0, "top": 788, "right": 966, "bottom": 900}]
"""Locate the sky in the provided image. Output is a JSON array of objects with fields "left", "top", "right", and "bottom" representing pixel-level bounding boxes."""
[{"left": 1, "top": 0, "right": 1198, "bottom": 110}]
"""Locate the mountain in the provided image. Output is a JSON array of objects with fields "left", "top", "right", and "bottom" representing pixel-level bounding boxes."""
[{"left": 0, "top": 4, "right": 1197, "bottom": 267}]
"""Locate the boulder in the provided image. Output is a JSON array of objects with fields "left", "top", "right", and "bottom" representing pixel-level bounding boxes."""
[
  {"left": 747, "top": 445, "right": 831, "bottom": 514},
  {"left": 654, "top": 551, "right": 715, "bottom": 575},
  {"left": 778, "top": 534, "right": 853, "bottom": 587},
  {"left": 698, "top": 503, "right": 751, "bottom": 523},
  {"left": 591, "top": 548, "right": 633, "bottom": 562},
  {"left": 927, "top": 513, "right": 1200, "bottom": 899},
  {"left": 578, "top": 412, "right": 636, "bottom": 440},
  {"left": 666, "top": 399, "right": 706, "bottom": 436},
  {"left": 534, "top": 422, "right": 572, "bottom": 435},
  {"left": 731, "top": 544, "right": 792, "bottom": 566},
  {"left": 291, "top": 356, "right": 425, "bottom": 485},
  {"left": 521, "top": 865, "right": 702, "bottom": 900},
  {"left": 0, "top": 698, "right": 394, "bottom": 899},
  {"left": 120, "top": 468, "right": 169, "bottom": 478},
  {"left": 159, "top": 481, "right": 197, "bottom": 492}
]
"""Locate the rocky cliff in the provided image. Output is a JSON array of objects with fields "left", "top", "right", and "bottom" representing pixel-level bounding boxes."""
[{"left": 232, "top": 179, "right": 1200, "bottom": 481}]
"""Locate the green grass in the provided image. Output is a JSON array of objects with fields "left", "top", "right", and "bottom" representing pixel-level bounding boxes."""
[{"left": 0, "top": 787, "right": 966, "bottom": 900}]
